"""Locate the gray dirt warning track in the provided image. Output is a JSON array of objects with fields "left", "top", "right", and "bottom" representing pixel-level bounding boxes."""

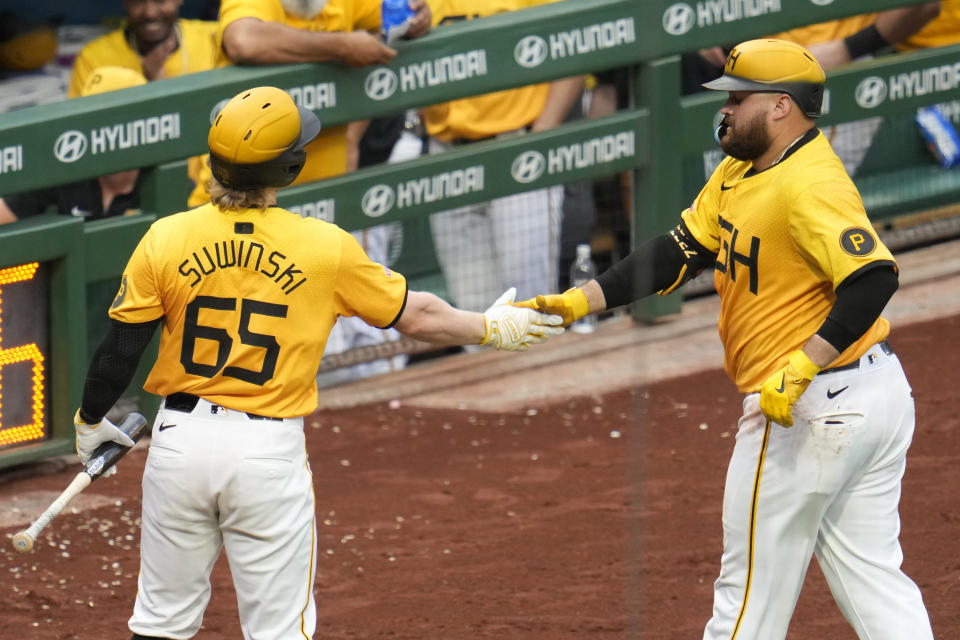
[{"left": 316, "top": 238, "right": 960, "bottom": 412}]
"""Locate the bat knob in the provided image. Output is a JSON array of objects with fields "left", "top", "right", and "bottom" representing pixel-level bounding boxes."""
[{"left": 12, "top": 531, "right": 34, "bottom": 553}]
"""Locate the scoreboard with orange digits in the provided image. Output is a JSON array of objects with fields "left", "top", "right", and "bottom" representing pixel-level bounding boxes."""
[
  {"left": 0, "top": 216, "right": 88, "bottom": 469},
  {"left": 0, "top": 262, "right": 50, "bottom": 450}
]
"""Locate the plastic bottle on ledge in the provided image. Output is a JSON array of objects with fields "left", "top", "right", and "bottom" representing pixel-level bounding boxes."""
[
  {"left": 569, "top": 243, "right": 598, "bottom": 334},
  {"left": 382, "top": 0, "right": 415, "bottom": 44}
]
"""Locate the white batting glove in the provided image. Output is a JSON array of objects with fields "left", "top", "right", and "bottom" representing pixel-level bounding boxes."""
[
  {"left": 74, "top": 411, "right": 134, "bottom": 478},
  {"left": 480, "top": 288, "right": 564, "bottom": 351}
]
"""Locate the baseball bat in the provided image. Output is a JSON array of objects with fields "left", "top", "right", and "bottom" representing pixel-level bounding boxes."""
[{"left": 11, "top": 412, "right": 149, "bottom": 553}]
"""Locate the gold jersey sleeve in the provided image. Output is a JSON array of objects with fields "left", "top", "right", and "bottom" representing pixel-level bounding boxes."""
[
  {"left": 896, "top": 0, "right": 960, "bottom": 51},
  {"left": 682, "top": 131, "right": 895, "bottom": 393},
  {"left": 109, "top": 204, "right": 407, "bottom": 417},
  {"left": 765, "top": 14, "right": 876, "bottom": 47},
  {"left": 216, "top": 0, "right": 381, "bottom": 67},
  {"left": 422, "top": 0, "right": 550, "bottom": 141},
  {"left": 68, "top": 20, "right": 218, "bottom": 98}
]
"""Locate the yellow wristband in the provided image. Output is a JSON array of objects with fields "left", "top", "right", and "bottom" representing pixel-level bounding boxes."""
[{"left": 563, "top": 287, "right": 591, "bottom": 321}]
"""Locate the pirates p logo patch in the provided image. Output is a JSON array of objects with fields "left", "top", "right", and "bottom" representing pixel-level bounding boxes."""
[
  {"left": 840, "top": 227, "right": 876, "bottom": 256},
  {"left": 111, "top": 275, "right": 128, "bottom": 309}
]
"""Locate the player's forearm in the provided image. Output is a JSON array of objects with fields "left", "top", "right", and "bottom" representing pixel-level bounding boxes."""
[
  {"left": 394, "top": 291, "right": 486, "bottom": 346},
  {"left": 0, "top": 198, "right": 18, "bottom": 224},
  {"left": 596, "top": 225, "right": 713, "bottom": 309},
  {"left": 587, "top": 84, "right": 618, "bottom": 120},
  {"left": 222, "top": 19, "right": 348, "bottom": 65},
  {"left": 874, "top": 2, "right": 940, "bottom": 44},
  {"left": 579, "top": 280, "right": 607, "bottom": 315},
  {"left": 345, "top": 120, "right": 371, "bottom": 173},
  {"left": 80, "top": 319, "right": 160, "bottom": 423},
  {"left": 799, "top": 334, "right": 840, "bottom": 369},
  {"left": 531, "top": 75, "right": 584, "bottom": 132},
  {"left": 838, "top": 3, "right": 940, "bottom": 64}
]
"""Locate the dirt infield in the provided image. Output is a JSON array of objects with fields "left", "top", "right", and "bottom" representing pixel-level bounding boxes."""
[{"left": 1, "top": 309, "right": 958, "bottom": 639}]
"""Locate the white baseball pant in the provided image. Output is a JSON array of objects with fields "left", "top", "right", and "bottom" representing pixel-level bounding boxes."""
[
  {"left": 704, "top": 342, "right": 932, "bottom": 640},
  {"left": 129, "top": 397, "right": 316, "bottom": 640}
]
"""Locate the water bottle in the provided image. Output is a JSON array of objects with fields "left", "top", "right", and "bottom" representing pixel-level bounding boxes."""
[
  {"left": 569, "top": 243, "right": 598, "bottom": 334},
  {"left": 382, "top": 0, "right": 415, "bottom": 44}
]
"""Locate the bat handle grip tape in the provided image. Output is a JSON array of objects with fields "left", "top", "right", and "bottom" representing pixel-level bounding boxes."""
[{"left": 23, "top": 472, "right": 92, "bottom": 542}]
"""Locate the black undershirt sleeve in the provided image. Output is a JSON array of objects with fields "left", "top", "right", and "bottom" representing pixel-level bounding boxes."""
[
  {"left": 594, "top": 223, "right": 896, "bottom": 354},
  {"left": 843, "top": 24, "right": 890, "bottom": 60},
  {"left": 596, "top": 222, "right": 715, "bottom": 310},
  {"left": 79, "top": 318, "right": 161, "bottom": 424},
  {"left": 815, "top": 265, "right": 899, "bottom": 353}
]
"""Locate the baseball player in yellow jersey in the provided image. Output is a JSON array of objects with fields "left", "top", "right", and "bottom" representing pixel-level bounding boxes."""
[
  {"left": 186, "top": 0, "right": 430, "bottom": 207},
  {"left": 761, "top": 3, "right": 939, "bottom": 177},
  {"left": 68, "top": 0, "right": 218, "bottom": 98},
  {"left": 423, "top": 0, "right": 582, "bottom": 313},
  {"left": 519, "top": 39, "right": 934, "bottom": 639},
  {"left": 766, "top": 3, "right": 940, "bottom": 69},
  {"left": 68, "top": 0, "right": 218, "bottom": 214},
  {"left": 72, "top": 85, "right": 562, "bottom": 640},
  {"left": 895, "top": 0, "right": 960, "bottom": 51}
]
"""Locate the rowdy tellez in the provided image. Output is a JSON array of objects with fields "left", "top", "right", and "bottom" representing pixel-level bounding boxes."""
[{"left": 518, "top": 39, "right": 934, "bottom": 640}]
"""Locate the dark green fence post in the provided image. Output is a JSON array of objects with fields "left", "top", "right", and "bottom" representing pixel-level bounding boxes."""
[{"left": 633, "top": 57, "right": 684, "bottom": 322}]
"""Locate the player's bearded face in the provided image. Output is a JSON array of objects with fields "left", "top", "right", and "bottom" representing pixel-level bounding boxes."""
[
  {"left": 280, "top": 0, "right": 329, "bottom": 18},
  {"left": 719, "top": 108, "right": 771, "bottom": 162}
]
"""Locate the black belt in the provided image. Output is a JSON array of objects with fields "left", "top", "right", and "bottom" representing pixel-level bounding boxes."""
[
  {"left": 164, "top": 392, "right": 283, "bottom": 422},
  {"left": 820, "top": 340, "right": 894, "bottom": 375},
  {"left": 451, "top": 135, "right": 496, "bottom": 146}
]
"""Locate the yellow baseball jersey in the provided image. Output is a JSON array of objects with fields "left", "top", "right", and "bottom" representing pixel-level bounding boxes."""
[
  {"left": 109, "top": 203, "right": 407, "bottom": 417},
  {"left": 187, "top": 0, "right": 381, "bottom": 206},
  {"left": 766, "top": 14, "right": 876, "bottom": 47},
  {"left": 422, "top": 0, "right": 552, "bottom": 141},
  {"left": 68, "top": 20, "right": 218, "bottom": 98},
  {"left": 681, "top": 131, "right": 895, "bottom": 392},
  {"left": 896, "top": 0, "right": 960, "bottom": 51},
  {"left": 216, "top": 0, "right": 381, "bottom": 66}
]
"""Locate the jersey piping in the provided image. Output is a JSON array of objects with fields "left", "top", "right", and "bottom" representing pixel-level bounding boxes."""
[{"left": 730, "top": 420, "right": 772, "bottom": 639}]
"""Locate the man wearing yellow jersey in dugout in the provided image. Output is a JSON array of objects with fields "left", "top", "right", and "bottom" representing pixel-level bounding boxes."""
[
  {"left": 68, "top": 0, "right": 218, "bottom": 97},
  {"left": 519, "top": 39, "right": 934, "bottom": 639},
  {"left": 186, "top": 0, "right": 421, "bottom": 207},
  {"left": 71, "top": 86, "right": 563, "bottom": 639}
]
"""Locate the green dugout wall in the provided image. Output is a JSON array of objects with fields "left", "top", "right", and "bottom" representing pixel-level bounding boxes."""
[{"left": 1, "top": 0, "right": 958, "bottom": 467}]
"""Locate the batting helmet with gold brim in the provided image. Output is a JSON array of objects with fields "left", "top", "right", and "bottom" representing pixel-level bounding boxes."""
[
  {"left": 208, "top": 86, "right": 322, "bottom": 190},
  {"left": 80, "top": 66, "right": 147, "bottom": 98},
  {"left": 702, "top": 39, "right": 826, "bottom": 117}
]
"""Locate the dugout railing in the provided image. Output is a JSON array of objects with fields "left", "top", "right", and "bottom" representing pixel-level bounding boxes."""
[{"left": 1, "top": 0, "right": 958, "bottom": 467}]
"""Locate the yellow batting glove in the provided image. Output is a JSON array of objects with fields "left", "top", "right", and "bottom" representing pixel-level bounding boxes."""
[
  {"left": 480, "top": 288, "right": 564, "bottom": 351},
  {"left": 513, "top": 288, "right": 590, "bottom": 328},
  {"left": 759, "top": 350, "right": 821, "bottom": 427}
]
